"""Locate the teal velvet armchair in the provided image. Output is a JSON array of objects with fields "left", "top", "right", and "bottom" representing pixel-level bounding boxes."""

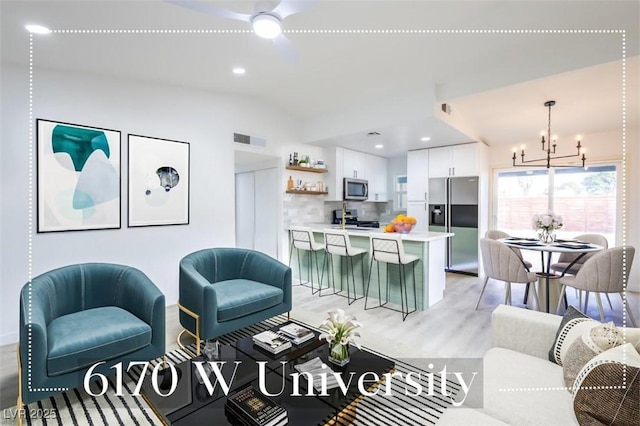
[
  {"left": 18, "top": 263, "right": 165, "bottom": 406},
  {"left": 178, "top": 248, "right": 292, "bottom": 356}
]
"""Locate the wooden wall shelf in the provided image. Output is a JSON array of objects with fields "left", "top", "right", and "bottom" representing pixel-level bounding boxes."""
[
  {"left": 286, "top": 190, "right": 328, "bottom": 195},
  {"left": 286, "top": 166, "right": 328, "bottom": 173}
]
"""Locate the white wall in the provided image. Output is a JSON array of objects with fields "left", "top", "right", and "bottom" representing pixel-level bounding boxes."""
[
  {"left": 0, "top": 65, "right": 300, "bottom": 344},
  {"left": 487, "top": 128, "right": 640, "bottom": 292}
]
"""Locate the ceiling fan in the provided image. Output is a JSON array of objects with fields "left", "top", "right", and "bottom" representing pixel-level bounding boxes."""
[{"left": 166, "top": 0, "right": 318, "bottom": 62}]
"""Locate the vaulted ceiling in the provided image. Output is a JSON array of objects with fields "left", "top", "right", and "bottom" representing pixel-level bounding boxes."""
[{"left": 1, "top": 1, "right": 638, "bottom": 157}]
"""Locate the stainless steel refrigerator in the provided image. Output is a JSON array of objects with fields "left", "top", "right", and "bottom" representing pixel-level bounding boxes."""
[{"left": 428, "top": 177, "right": 479, "bottom": 275}]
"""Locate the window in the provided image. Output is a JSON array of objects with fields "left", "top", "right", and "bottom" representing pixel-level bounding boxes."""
[
  {"left": 495, "top": 164, "right": 618, "bottom": 246},
  {"left": 395, "top": 175, "right": 407, "bottom": 210}
]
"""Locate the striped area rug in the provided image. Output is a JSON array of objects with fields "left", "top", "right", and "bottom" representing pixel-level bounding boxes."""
[{"left": 19, "top": 315, "right": 457, "bottom": 425}]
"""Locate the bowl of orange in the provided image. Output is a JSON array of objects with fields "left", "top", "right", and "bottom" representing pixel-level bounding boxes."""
[{"left": 385, "top": 214, "right": 417, "bottom": 234}]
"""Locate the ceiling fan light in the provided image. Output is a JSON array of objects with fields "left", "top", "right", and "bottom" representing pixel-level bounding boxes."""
[{"left": 252, "top": 14, "right": 281, "bottom": 39}]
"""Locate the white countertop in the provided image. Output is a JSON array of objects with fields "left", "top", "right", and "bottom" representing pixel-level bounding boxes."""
[{"left": 299, "top": 223, "right": 454, "bottom": 243}]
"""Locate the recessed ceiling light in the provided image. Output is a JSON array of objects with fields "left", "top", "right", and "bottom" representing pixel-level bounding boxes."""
[
  {"left": 251, "top": 14, "right": 281, "bottom": 39},
  {"left": 232, "top": 67, "right": 246, "bottom": 75},
  {"left": 374, "top": 144, "right": 384, "bottom": 149},
  {"left": 25, "top": 24, "right": 51, "bottom": 34},
  {"left": 420, "top": 136, "right": 431, "bottom": 142}
]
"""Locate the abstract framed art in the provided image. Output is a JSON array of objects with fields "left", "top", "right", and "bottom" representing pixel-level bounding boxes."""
[
  {"left": 36, "top": 119, "right": 121, "bottom": 233},
  {"left": 127, "top": 134, "right": 190, "bottom": 227}
]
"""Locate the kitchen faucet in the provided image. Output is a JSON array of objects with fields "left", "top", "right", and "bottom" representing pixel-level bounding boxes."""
[{"left": 341, "top": 201, "right": 354, "bottom": 230}]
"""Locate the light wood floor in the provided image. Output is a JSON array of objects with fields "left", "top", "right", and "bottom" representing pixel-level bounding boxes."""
[{"left": 1, "top": 273, "right": 638, "bottom": 410}]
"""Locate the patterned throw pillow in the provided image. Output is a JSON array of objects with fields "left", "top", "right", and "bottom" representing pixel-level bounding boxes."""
[
  {"left": 548, "top": 306, "right": 599, "bottom": 365},
  {"left": 562, "top": 322, "right": 624, "bottom": 389},
  {"left": 573, "top": 344, "right": 640, "bottom": 426}
]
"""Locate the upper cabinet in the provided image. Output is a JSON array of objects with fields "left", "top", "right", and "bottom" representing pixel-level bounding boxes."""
[
  {"left": 324, "top": 147, "right": 388, "bottom": 201},
  {"left": 428, "top": 143, "right": 488, "bottom": 178},
  {"left": 407, "top": 149, "right": 429, "bottom": 201}
]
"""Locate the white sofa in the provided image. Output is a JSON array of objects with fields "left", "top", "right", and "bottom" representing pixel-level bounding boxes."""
[{"left": 439, "top": 305, "right": 604, "bottom": 425}]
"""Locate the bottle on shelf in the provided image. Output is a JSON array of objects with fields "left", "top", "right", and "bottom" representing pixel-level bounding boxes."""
[
  {"left": 293, "top": 152, "right": 298, "bottom": 166},
  {"left": 287, "top": 176, "right": 294, "bottom": 190},
  {"left": 288, "top": 154, "right": 293, "bottom": 166}
]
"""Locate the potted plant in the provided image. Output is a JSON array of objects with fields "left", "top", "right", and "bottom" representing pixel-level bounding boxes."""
[{"left": 318, "top": 309, "right": 362, "bottom": 366}]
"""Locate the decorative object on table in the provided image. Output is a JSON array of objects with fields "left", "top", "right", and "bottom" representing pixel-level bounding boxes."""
[
  {"left": 279, "top": 323, "right": 314, "bottom": 345},
  {"left": 532, "top": 211, "right": 563, "bottom": 243},
  {"left": 203, "top": 339, "right": 220, "bottom": 360},
  {"left": 384, "top": 213, "right": 417, "bottom": 233},
  {"left": 511, "top": 100, "right": 587, "bottom": 168},
  {"left": 36, "top": 119, "right": 121, "bottom": 232},
  {"left": 318, "top": 308, "right": 362, "bottom": 366},
  {"left": 128, "top": 134, "right": 190, "bottom": 227},
  {"left": 294, "top": 357, "right": 340, "bottom": 391},
  {"left": 253, "top": 330, "right": 292, "bottom": 354},
  {"left": 225, "top": 386, "right": 288, "bottom": 426}
]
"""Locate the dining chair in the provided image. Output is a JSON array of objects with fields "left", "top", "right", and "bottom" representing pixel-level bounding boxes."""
[
  {"left": 550, "top": 233, "right": 609, "bottom": 310},
  {"left": 555, "top": 246, "right": 636, "bottom": 327},
  {"left": 485, "top": 229, "right": 533, "bottom": 270},
  {"left": 476, "top": 238, "right": 540, "bottom": 310}
]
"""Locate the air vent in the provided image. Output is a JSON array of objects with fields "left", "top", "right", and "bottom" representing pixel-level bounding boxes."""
[
  {"left": 234, "top": 132, "right": 266, "bottom": 147},
  {"left": 441, "top": 103, "right": 452, "bottom": 114}
]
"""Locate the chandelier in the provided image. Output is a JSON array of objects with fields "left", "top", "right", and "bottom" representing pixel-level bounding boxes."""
[{"left": 512, "top": 100, "right": 586, "bottom": 168}]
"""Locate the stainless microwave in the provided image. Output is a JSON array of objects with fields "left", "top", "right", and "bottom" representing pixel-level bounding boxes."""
[{"left": 343, "top": 178, "right": 368, "bottom": 201}]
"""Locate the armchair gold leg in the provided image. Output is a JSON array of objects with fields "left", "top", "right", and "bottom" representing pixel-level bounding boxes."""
[
  {"left": 177, "top": 302, "right": 201, "bottom": 358},
  {"left": 16, "top": 344, "right": 23, "bottom": 426}
]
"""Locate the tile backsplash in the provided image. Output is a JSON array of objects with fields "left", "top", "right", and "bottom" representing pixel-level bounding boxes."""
[{"left": 283, "top": 197, "right": 392, "bottom": 228}]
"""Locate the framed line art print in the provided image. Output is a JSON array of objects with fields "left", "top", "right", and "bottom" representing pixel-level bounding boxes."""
[
  {"left": 127, "top": 134, "right": 190, "bottom": 227},
  {"left": 36, "top": 119, "right": 121, "bottom": 233}
]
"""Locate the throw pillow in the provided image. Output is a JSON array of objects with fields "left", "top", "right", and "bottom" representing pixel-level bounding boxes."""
[
  {"left": 562, "top": 321, "right": 624, "bottom": 389},
  {"left": 573, "top": 343, "right": 640, "bottom": 426},
  {"left": 548, "top": 305, "right": 598, "bottom": 365}
]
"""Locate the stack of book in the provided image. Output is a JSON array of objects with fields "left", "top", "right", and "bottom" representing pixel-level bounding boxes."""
[
  {"left": 225, "top": 386, "right": 288, "bottom": 426},
  {"left": 278, "top": 324, "right": 314, "bottom": 345},
  {"left": 252, "top": 331, "right": 291, "bottom": 354}
]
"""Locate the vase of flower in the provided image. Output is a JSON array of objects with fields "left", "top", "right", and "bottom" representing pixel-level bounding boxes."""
[
  {"left": 328, "top": 342, "right": 350, "bottom": 366},
  {"left": 319, "top": 308, "right": 362, "bottom": 367},
  {"left": 532, "top": 212, "right": 563, "bottom": 244}
]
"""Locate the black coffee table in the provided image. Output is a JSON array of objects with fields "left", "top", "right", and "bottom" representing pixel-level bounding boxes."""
[{"left": 141, "top": 322, "right": 395, "bottom": 426}]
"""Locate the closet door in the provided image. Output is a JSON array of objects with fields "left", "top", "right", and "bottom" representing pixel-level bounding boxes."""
[
  {"left": 253, "top": 168, "right": 278, "bottom": 258},
  {"left": 235, "top": 171, "right": 255, "bottom": 250}
]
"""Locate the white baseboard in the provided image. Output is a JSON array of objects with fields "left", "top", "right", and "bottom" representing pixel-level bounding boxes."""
[{"left": 0, "top": 332, "right": 19, "bottom": 346}]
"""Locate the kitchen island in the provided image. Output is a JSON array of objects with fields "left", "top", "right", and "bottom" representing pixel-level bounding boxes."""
[{"left": 288, "top": 225, "right": 453, "bottom": 310}]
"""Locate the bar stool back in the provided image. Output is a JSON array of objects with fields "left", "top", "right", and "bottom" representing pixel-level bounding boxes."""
[
  {"left": 366, "top": 233, "right": 419, "bottom": 320},
  {"left": 322, "top": 229, "right": 367, "bottom": 304},
  {"left": 289, "top": 226, "right": 324, "bottom": 294}
]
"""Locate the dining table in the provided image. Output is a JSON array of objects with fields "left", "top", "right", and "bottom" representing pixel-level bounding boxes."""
[{"left": 500, "top": 237, "right": 604, "bottom": 313}]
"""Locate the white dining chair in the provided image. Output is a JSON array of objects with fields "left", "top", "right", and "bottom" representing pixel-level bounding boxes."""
[
  {"left": 556, "top": 246, "right": 636, "bottom": 327},
  {"left": 477, "top": 238, "right": 540, "bottom": 310}
]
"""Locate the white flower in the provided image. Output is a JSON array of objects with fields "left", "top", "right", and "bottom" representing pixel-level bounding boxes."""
[{"left": 318, "top": 309, "right": 362, "bottom": 352}]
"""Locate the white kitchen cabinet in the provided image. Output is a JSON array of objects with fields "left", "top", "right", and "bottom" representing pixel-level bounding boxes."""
[
  {"left": 427, "top": 143, "right": 487, "bottom": 178},
  {"left": 407, "top": 201, "right": 429, "bottom": 232},
  {"left": 324, "top": 147, "right": 388, "bottom": 201},
  {"left": 368, "top": 155, "right": 388, "bottom": 202},
  {"left": 407, "top": 149, "right": 429, "bottom": 201},
  {"left": 343, "top": 148, "right": 367, "bottom": 180}
]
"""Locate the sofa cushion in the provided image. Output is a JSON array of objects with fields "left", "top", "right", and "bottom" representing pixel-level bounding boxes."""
[
  {"left": 548, "top": 305, "right": 598, "bottom": 365},
  {"left": 482, "top": 347, "right": 578, "bottom": 425},
  {"left": 562, "top": 321, "right": 624, "bottom": 389},
  {"left": 573, "top": 344, "right": 640, "bottom": 426},
  {"left": 214, "top": 279, "right": 284, "bottom": 322},
  {"left": 47, "top": 306, "right": 151, "bottom": 376}
]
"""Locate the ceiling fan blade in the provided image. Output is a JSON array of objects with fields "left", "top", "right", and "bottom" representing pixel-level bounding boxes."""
[
  {"left": 270, "top": 0, "right": 319, "bottom": 20},
  {"left": 165, "top": 0, "right": 252, "bottom": 22},
  {"left": 272, "top": 33, "right": 298, "bottom": 63}
]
